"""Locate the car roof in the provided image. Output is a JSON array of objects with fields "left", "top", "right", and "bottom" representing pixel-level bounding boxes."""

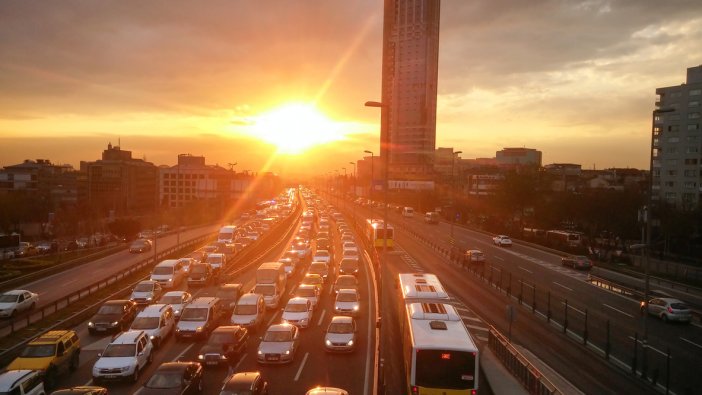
[
  {"left": 154, "top": 362, "right": 195, "bottom": 372},
  {"left": 659, "top": 297, "right": 686, "bottom": 304},
  {"left": 297, "top": 284, "right": 316, "bottom": 290},
  {"left": 330, "top": 315, "right": 353, "bottom": 324},
  {"left": 337, "top": 289, "right": 358, "bottom": 296},
  {"left": 287, "top": 297, "right": 308, "bottom": 305},
  {"left": 224, "top": 371, "right": 261, "bottom": 388},
  {"left": 112, "top": 330, "right": 144, "bottom": 344},
  {"left": 140, "top": 304, "right": 171, "bottom": 315},
  {"left": 32, "top": 330, "right": 75, "bottom": 344},
  {"left": 0, "top": 370, "right": 36, "bottom": 390},
  {"left": 267, "top": 323, "right": 294, "bottom": 332},
  {"left": 306, "top": 387, "right": 349, "bottom": 395},
  {"left": 137, "top": 280, "right": 158, "bottom": 285},
  {"left": 212, "top": 325, "right": 243, "bottom": 334},
  {"left": 163, "top": 291, "right": 188, "bottom": 296},
  {"left": 50, "top": 386, "right": 108, "bottom": 394},
  {"left": 3, "top": 289, "right": 29, "bottom": 295},
  {"left": 103, "top": 299, "right": 130, "bottom": 306}
]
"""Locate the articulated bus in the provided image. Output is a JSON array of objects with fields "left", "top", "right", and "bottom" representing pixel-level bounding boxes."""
[
  {"left": 397, "top": 273, "right": 479, "bottom": 395},
  {"left": 365, "top": 219, "right": 394, "bottom": 248}
]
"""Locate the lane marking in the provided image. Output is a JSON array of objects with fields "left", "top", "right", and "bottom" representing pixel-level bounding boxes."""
[
  {"left": 519, "top": 266, "right": 533, "bottom": 274},
  {"left": 561, "top": 302, "right": 585, "bottom": 315},
  {"left": 475, "top": 335, "right": 488, "bottom": 342},
  {"left": 464, "top": 323, "right": 488, "bottom": 332},
  {"left": 294, "top": 352, "right": 309, "bottom": 381},
  {"left": 680, "top": 337, "right": 702, "bottom": 350},
  {"left": 173, "top": 343, "right": 194, "bottom": 361},
  {"left": 603, "top": 303, "right": 634, "bottom": 318},
  {"left": 553, "top": 282, "right": 573, "bottom": 292},
  {"left": 317, "top": 309, "right": 326, "bottom": 326},
  {"left": 494, "top": 256, "right": 504, "bottom": 261},
  {"left": 461, "top": 315, "right": 483, "bottom": 323},
  {"left": 627, "top": 337, "right": 669, "bottom": 357}
]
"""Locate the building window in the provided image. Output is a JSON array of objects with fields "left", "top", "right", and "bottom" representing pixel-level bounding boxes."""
[
  {"left": 665, "top": 192, "right": 676, "bottom": 201},
  {"left": 687, "top": 136, "right": 699, "bottom": 143},
  {"left": 666, "top": 147, "right": 678, "bottom": 154},
  {"left": 667, "top": 137, "right": 680, "bottom": 143},
  {"left": 669, "top": 114, "right": 681, "bottom": 120},
  {"left": 688, "top": 124, "right": 700, "bottom": 130},
  {"left": 668, "top": 125, "right": 679, "bottom": 132},
  {"left": 665, "top": 181, "right": 675, "bottom": 187},
  {"left": 667, "top": 170, "right": 677, "bottom": 176},
  {"left": 690, "top": 101, "right": 700, "bottom": 107},
  {"left": 683, "top": 182, "right": 696, "bottom": 189},
  {"left": 684, "top": 169, "right": 696, "bottom": 177},
  {"left": 684, "top": 158, "right": 699, "bottom": 165},
  {"left": 690, "top": 89, "right": 701, "bottom": 96},
  {"left": 686, "top": 147, "right": 699, "bottom": 154},
  {"left": 667, "top": 159, "right": 678, "bottom": 166},
  {"left": 689, "top": 112, "right": 700, "bottom": 119}
]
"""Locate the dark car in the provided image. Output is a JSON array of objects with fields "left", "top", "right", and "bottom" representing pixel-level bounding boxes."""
[
  {"left": 50, "top": 386, "right": 108, "bottom": 395},
  {"left": 561, "top": 255, "right": 592, "bottom": 270},
  {"left": 316, "top": 238, "right": 333, "bottom": 253},
  {"left": 464, "top": 250, "right": 486, "bottom": 266},
  {"left": 88, "top": 299, "right": 137, "bottom": 334},
  {"left": 215, "top": 284, "right": 243, "bottom": 315},
  {"left": 129, "top": 238, "right": 152, "bottom": 253},
  {"left": 219, "top": 371, "right": 268, "bottom": 395},
  {"left": 198, "top": 326, "right": 249, "bottom": 367},
  {"left": 187, "top": 263, "right": 213, "bottom": 287},
  {"left": 139, "top": 362, "right": 203, "bottom": 395}
]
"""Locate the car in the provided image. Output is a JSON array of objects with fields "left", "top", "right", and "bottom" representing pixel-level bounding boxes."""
[
  {"left": 312, "top": 250, "right": 332, "bottom": 265},
  {"left": 187, "top": 262, "right": 214, "bottom": 287},
  {"left": 308, "top": 262, "right": 331, "bottom": 283},
  {"left": 316, "top": 238, "right": 332, "bottom": 252},
  {"left": 334, "top": 289, "right": 360, "bottom": 317},
  {"left": 8, "top": 330, "right": 81, "bottom": 388},
  {"left": 219, "top": 371, "right": 269, "bottom": 395},
  {"left": 464, "top": 250, "right": 486, "bottom": 266},
  {"left": 198, "top": 326, "right": 249, "bottom": 367},
  {"left": 281, "top": 297, "right": 314, "bottom": 329},
  {"left": 493, "top": 235, "right": 513, "bottom": 247},
  {"left": 130, "top": 280, "right": 164, "bottom": 306},
  {"left": 129, "top": 238, "right": 152, "bottom": 253},
  {"left": 561, "top": 255, "right": 592, "bottom": 270},
  {"left": 279, "top": 257, "right": 296, "bottom": 277},
  {"left": 50, "top": 386, "right": 107, "bottom": 395},
  {"left": 341, "top": 248, "right": 360, "bottom": 261},
  {"left": 139, "top": 362, "right": 203, "bottom": 395},
  {"left": 306, "top": 387, "right": 349, "bottom": 395},
  {"left": 257, "top": 324, "right": 300, "bottom": 364},
  {"left": 340, "top": 234, "right": 354, "bottom": 244},
  {"left": 324, "top": 316, "right": 357, "bottom": 353},
  {"left": 88, "top": 299, "right": 138, "bottom": 334},
  {"left": 150, "top": 259, "right": 188, "bottom": 289},
  {"left": 230, "top": 293, "right": 266, "bottom": 331},
  {"left": 216, "top": 283, "right": 243, "bottom": 315},
  {"left": 176, "top": 297, "right": 225, "bottom": 340},
  {"left": 129, "top": 304, "right": 175, "bottom": 348},
  {"left": 290, "top": 239, "right": 311, "bottom": 260},
  {"left": 640, "top": 297, "right": 692, "bottom": 323},
  {"left": 0, "top": 370, "right": 45, "bottom": 395},
  {"left": 158, "top": 291, "right": 193, "bottom": 319},
  {"left": 294, "top": 284, "right": 320, "bottom": 308},
  {"left": 342, "top": 241, "right": 357, "bottom": 252},
  {"left": 302, "top": 273, "right": 325, "bottom": 294},
  {"left": 281, "top": 250, "right": 301, "bottom": 266},
  {"left": 338, "top": 258, "right": 359, "bottom": 276},
  {"left": 0, "top": 289, "right": 39, "bottom": 318},
  {"left": 92, "top": 330, "right": 153, "bottom": 384},
  {"left": 333, "top": 275, "right": 358, "bottom": 294}
]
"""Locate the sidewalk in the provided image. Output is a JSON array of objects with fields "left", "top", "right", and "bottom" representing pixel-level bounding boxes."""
[{"left": 480, "top": 347, "right": 528, "bottom": 395}]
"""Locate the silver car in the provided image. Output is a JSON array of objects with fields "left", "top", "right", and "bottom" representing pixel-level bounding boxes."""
[
  {"left": 641, "top": 297, "right": 692, "bottom": 323},
  {"left": 257, "top": 324, "right": 300, "bottom": 364},
  {"left": 334, "top": 289, "right": 360, "bottom": 317},
  {"left": 324, "top": 316, "right": 356, "bottom": 353}
]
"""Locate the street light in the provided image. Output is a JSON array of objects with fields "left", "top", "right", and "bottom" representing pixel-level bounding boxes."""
[
  {"left": 450, "top": 150, "right": 463, "bottom": 251},
  {"left": 364, "top": 150, "right": 374, "bottom": 223},
  {"left": 349, "top": 161, "right": 356, "bottom": 227},
  {"left": 342, "top": 167, "right": 347, "bottom": 214}
]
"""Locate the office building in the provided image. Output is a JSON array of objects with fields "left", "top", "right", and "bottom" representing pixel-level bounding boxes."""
[
  {"left": 496, "top": 148, "right": 542, "bottom": 167},
  {"left": 652, "top": 65, "right": 702, "bottom": 210}
]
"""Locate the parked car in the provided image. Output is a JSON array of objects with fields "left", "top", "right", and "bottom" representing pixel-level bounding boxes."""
[
  {"left": 197, "top": 326, "right": 249, "bottom": 367},
  {"left": 50, "top": 386, "right": 107, "bottom": 395},
  {"left": 129, "top": 239, "right": 152, "bottom": 253},
  {"left": 88, "top": 299, "right": 138, "bottom": 334},
  {"left": 256, "top": 324, "right": 300, "bottom": 364},
  {"left": 640, "top": 297, "right": 692, "bottom": 323},
  {"left": 139, "top": 361, "right": 203, "bottom": 395},
  {"left": 0, "top": 289, "right": 39, "bottom": 318},
  {"left": 92, "top": 330, "right": 153, "bottom": 384},
  {"left": 219, "top": 372, "right": 268, "bottom": 395},
  {"left": 493, "top": 235, "right": 513, "bottom": 247},
  {"left": 561, "top": 255, "right": 593, "bottom": 270},
  {"left": 324, "top": 316, "right": 357, "bottom": 353}
]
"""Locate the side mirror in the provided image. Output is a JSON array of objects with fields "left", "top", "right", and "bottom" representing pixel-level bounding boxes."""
[
  {"left": 97, "top": 353, "right": 102, "bottom": 358},
  {"left": 57, "top": 350, "right": 64, "bottom": 357},
  {"left": 138, "top": 351, "right": 144, "bottom": 356}
]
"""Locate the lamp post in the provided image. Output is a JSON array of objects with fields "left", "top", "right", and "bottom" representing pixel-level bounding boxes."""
[
  {"left": 450, "top": 150, "right": 463, "bottom": 249},
  {"left": 342, "top": 167, "right": 347, "bottom": 213},
  {"left": 364, "top": 150, "right": 374, "bottom": 223},
  {"left": 350, "top": 161, "right": 356, "bottom": 226},
  {"left": 334, "top": 169, "right": 340, "bottom": 208}
]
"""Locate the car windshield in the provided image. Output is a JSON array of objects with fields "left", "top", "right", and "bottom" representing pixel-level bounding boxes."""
[
  {"left": 145, "top": 372, "right": 182, "bottom": 389},
  {"left": 132, "top": 240, "right": 148, "bottom": 246},
  {"left": 234, "top": 304, "right": 257, "bottom": 315},
  {"left": 263, "top": 330, "right": 292, "bottom": 342},
  {"left": 0, "top": 294, "right": 19, "bottom": 303},
  {"left": 328, "top": 322, "right": 354, "bottom": 334},
  {"left": 180, "top": 307, "right": 208, "bottom": 321},
  {"left": 103, "top": 343, "right": 136, "bottom": 357},
  {"left": 130, "top": 316, "right": 160, "bottom": 329},
  {"left": 153, "top": 267, "right": 173, "bottom": 275},
  {"left": 160, "top": 295, "right": 183, "bottom": 304},
  {"left": 337, "top": 293, "right": 358, "bottom": 302},
  {"left": 220, "top": 389, "right": 253, "bottom": 395},
  {"left": 97, "top": 304, "right": 123, "bottom": 315},
  {"left": 285, "top": 303, "right": 308, "bottom": 313},
  {"left": 134, "top": 283, "right": 154, "bottom": 292},
  {"left": 216, "top": 290, "right": 237, "bottom": 299},
  {"left": 191, "top": 265, "right": 208, "bottom": 274},
  {"left": 283, "top": 252, "right": 297, "bottom": 259},
  {"left": 670, "top": 302, "right": 689, "bottom": 310},
  {"left": 304, "top": 277, "right": 322, "bottom": 285},
  {"left": 254, "top": 285, "right": 275, "bottom": 296},
  {"left": 209, "top": 333, "right": 234, "bottom": 344},
  {"left": 19, "top": 344, "right": 55, "bottom": 358},
  {"left": 315, "top": 251, "right": 329, "bottom": 257},
  {"left": 296, "top": 288, "right": 316, "bottom": 298},
  {"left": 310, "top": 263, "right": 327, "bottom": 272}
]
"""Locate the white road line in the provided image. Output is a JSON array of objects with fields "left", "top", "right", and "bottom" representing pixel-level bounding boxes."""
[
  {"left": 519, "top": 266, "right": 533, "bottom": 274},
  {"left": 461, "top": 315, "right": 483, "bottom": 323},
  {"left": 603, "top": 303, "right": 634, "bottom": 318},
  {"left": 494, "top": 256, "right": 504, "bottom": 261},
  {"left": 475, "top": 335, "right": 488, "bottom": 342},
  {"left": 173, "top": 343, "right": 194, "bottom": 361},
  {"left": 83, "top": 379, "right": 93, "bottom": 386},
  {"left": 317, "top": 309, "right": 326, "bottom": 326},
  {"left": 294, "top": 352, "right": 309, "bottom": 381},
  {"left": 627, "top": 337, "right": 669, "bottom": 357},
  {"left": 561, "top": 302, "right": 585, "bottom": 315},
  {"left": 680, "top": 337, "right": 702, "bottom": 350},
  {"left": 453, "top": 305, "right": 471, "bottom": 313},
  {"left": 553, "top": 282, "right": 573, "bottom": 292},
  {"left": 464, "top": 324, "right": 488, "bottom": 332}
]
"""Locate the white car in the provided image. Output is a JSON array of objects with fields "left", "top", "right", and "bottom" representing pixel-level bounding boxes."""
[
  {"left": 257, "top": 324, "right": 300, "bottom": 364},
  {"left": 324, "top": 316, "right": 357, "bottom": 353},
  {"left": 0, "top": 290, "right": 39, "bottom": 318},
  {"left": 92, "top": 330, "right": 153, "bottom": 383},
  {"left": 294, "top": 284, "right": 320, "bottom": 308},
  {"left": 129, "top": 304, "right": 175, "bottom": 348},
  {"left": 129, "top": 281, "right": 163, "bottom": 306},
  {"left": 279, "top": 258, "right": 296, "bottom": 277},
  {"left": 312, "top": 250, "right": 332, "bottom": 265},
  {"left": 342, "top": 242, "right": 357, "bottom": 252},
  {"left": 342, "top": 248, "right": 360, "bottom": 261},
  {"left": 493, "top": 235, "right": 513, "bottom": 247},
  {"left": 0, "top": 370, "right": 44, "bottom": 395},
  {"left": 281, "top": 297, "right": 314, "bottom": 329},
  {"left": 158, "top": 291, "right": 193, "bottom": 319},
  {"left": 334, "top": 289, "right": 360, "bottom": 317}
]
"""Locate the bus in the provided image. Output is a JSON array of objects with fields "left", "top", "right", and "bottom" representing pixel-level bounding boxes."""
[
  {"left": 365, "top": 219, "right": 394, "bottom": 248},
  {"left": 545, "top": 230, "right": 582, "bottom": 248},
  {"left": 397, "top": 273, "right": 479, "bottom": 395}
]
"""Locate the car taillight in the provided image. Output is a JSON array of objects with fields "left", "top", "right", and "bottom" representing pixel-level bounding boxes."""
[
  {"left": 411, "top": 386, "right": 419, "bottom": 395},
  {"left": 668, "top": 306, "right": 673, "bottom": 313}
]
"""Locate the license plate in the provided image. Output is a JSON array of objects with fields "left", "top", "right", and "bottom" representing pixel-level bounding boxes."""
[
  {"left": 206, "top": 361, "right": 218, "bottom": 365},
  {"left": 104, "top": 375, "right": 117, "bottom": 379},
  {"left": 96, "top": 327, "right": 106, "bottom": 332},
  {"left": 266, "top": 355, "right": 279, "bottom": 361}
]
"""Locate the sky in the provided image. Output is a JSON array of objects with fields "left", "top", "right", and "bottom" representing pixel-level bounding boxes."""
[{"left": 0, "top": 0, "right": 701, "bottom": 177}]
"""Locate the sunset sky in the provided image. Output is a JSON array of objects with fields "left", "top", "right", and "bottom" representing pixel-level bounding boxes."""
[{"left": 1, "top": 0, "right": 701, "bottom": 177}]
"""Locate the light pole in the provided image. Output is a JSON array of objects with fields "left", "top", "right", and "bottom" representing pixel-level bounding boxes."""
[
  {"left": 342, "top": 167, "right": 347, "bottom": 213},
  {"left": 449, "top": 150, "right": 463, "bottom": 250},
  {"left": 349, "top": 161, "right": 356, "bottom": 226},
  {"left": 364, "top": 150, "right": 374, "bottom": 222},
  {"left": 334, "top": 169, "right": 340, "bottom": 208}
]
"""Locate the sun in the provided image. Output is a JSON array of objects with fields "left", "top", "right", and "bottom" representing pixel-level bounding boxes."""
[{"left": 249, "top": 103, "right": 345, "bottom": 154}]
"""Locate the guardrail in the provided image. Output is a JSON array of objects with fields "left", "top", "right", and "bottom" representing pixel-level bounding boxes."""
[{"left": 488, "top": 327, "right": 561, "bottom": 395}]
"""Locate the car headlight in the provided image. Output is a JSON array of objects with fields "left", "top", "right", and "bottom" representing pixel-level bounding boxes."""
[
  {"left": 220, "top": 355, "right": 228, "bottom": 360},
  {"left": 121, "top": 366, "right": 131, "bottom": 372},
  {"left": 257, "top": 350, "right": 263, "bottom": 355},
  {"left": 353, "top": 305, "right": 359, "bottom": 311},
  {"left": 146, "top": 297, "right": 153, "bottom": 301},
  {"left": 88, "top": 322, "right": 94, "bottom": 327},
  {"left": 347, "top": 340, "right": 354, "bottom": 346},
  {"left": 111, "top": 321, "right": 119, "bottom": 326},
  {"left": 300, "top": 319, "right": 308, "bottom": 324},
  {"left": 326, "top": 339, "right": 332, "bottom": 346},
  {"left": 197, "top": 354, "right": 204, "bottom": 360},
  {"left": 149, "top": 335, "right": 155, "bottom": 340},
  {"left": 284, "top": 350, "right": 291, "bottom": 355},
  {"left": 195, "top": 327, "right": 203, "bottom": 332}
]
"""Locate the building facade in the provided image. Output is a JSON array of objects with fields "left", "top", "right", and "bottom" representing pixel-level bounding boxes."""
[
  {"left": 652, "top": 65, "right": 702, "bottom": 210},
  {"left": 496, "top": 148, "right": 542, "bottom": 167},
  {"left": 0, "top": 159, "right": 81, "bottom": 207},
  {"left": 381, "top": 0, "right": 441, "bottom": 180}
]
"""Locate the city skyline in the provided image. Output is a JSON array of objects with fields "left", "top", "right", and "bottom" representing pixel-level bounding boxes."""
[{"left": 1, "top": 0, "right": 701, "bottom": 176}]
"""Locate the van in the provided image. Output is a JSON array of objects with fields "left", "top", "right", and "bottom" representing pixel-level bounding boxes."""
[
  {"left": 253, "top": 283, "right": 282, "bottom": 309},
  {"left": 230, "top": 293, "right": 265, "bottom": 331},
  {"left": 176, "top": 297, "right": 224, "bottom": 340},
  {"left": 129, "top": 304, "right": 175, "bottom": 348},
  {"left": 402, "top": 207, "right": 415, "bottom": 217},
  {"left": 218, "top": 225, "right": 238, "bottom": 244},
  {"left": 216, "top": 283, "right": 243, "bottom": 315},
  {"left": 206, "top": 253, "right": 226, "bottom": 277},
  {"left": 150, "top": 259, "right": 186, "bottom": 289},
  {"left": 424, "top": 211, "right": 439, "bottom": 224},
  {"left": 256, "top": 262, "right": 287, "bottom": 291}
]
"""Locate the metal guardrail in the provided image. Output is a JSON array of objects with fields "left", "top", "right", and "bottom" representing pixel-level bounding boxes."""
[{"left": 488, "top": 327, "right": 561, "bottom": 395}]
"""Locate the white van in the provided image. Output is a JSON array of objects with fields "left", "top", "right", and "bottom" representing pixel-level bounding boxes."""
[
  {"left": 230, "top": 293, "right": 265, "bottom": 331},
  {"left": 253, "top": 283, "right": 281, "bottom": 309},
  {"left": 217, "top": 225, "right": 238, "bottom": 244},
  {"left": 402, "top": 207, "right": 415, "bottom": 217},
  {"left": 150, "top": 259, "right": 187, "bottom": 289},
  {"left": 129, "top": 304, "right": 175, "bottom": 348}
]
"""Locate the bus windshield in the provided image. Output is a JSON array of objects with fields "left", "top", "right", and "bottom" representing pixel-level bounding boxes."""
[{"left": 415, "top": 349, "right": 476, "bottom": 389}]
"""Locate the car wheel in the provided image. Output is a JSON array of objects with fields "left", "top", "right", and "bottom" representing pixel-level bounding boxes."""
[{"left": 132, "top": 367, "right": 139, "bottom": 382}]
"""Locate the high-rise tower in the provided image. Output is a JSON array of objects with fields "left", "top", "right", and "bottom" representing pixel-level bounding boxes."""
[{"left": 381, "top": 0, "right": 441, "bottom": 180}]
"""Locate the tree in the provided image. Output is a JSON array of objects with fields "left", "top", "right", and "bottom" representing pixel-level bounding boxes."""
[{"left": 108, "top": 218, "right": 141, "bottom": 241}]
